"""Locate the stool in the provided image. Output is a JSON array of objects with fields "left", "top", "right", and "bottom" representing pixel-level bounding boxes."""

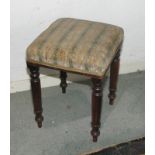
[{"left": 26, "top": 18, "right": 124, "bottom": 142}]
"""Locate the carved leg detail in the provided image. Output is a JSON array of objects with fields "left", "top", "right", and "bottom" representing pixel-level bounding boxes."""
[
  {"left": 27, "top": 64, "right": 43, "bottom": 128},
  {"left": 60, "top": 71, "right": 67, "bottom": 93},
  {"left": 108, "top": 52, "right": 120, "bottom": 105},
  {"left": 91, "top": 78, "right": 103, "bottom": 142}
]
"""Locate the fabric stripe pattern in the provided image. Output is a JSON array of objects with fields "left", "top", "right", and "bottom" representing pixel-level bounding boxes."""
[{"left": 26, "top": 18, "right": 124, "bottom": 77}]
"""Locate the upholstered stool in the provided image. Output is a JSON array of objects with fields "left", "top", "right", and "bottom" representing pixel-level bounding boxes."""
[{"left": 26, "top": 18, "right": 124, "bottom": 142}]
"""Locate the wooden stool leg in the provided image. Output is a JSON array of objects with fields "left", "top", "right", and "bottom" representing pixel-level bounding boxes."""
[
  {"left": 108, "top": 52, "right": 120, "bottom": 105},
  {"left": 91, "top": 78, "right": 103, "bottom": 142},
  {"left": 27, "top": 64, "right": 43, "bottom": 128},
  {"left": 60, "top": 71, "right": 67, "bottom": 93}
]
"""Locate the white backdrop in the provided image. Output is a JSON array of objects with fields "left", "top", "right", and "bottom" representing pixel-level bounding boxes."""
[{"left": 11, "top": 0, "right": 145, "bottom": 92}]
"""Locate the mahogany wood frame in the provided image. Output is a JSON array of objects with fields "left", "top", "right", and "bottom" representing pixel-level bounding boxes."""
[{"left": 26, "top": 43, "right": 122, "bottom": 142}]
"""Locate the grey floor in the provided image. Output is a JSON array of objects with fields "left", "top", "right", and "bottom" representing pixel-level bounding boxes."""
[{"left": 10, "top": 72, "right": 145, "bottom": 155}]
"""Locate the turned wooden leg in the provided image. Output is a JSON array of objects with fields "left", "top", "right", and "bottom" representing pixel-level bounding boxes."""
[
  {"left": 108, "top": 51, "right": 120, "bottom": 105},
  {"left": 60, "top": 71, "right": 67, "bottom": 93},
  {"left": 27, "top": 63, "right": 43, "bottom": 128},
  {"left": 91, "top": 78, "right": 103, "bottom": 142}
]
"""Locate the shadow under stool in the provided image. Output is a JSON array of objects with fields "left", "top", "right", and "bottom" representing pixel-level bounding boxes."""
[{"left": 26, "top": 18, "right": 124, "bottom": 142}]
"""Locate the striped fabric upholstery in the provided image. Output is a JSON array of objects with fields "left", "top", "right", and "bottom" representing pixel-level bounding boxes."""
[{"left": 26, "top": 18, "right": 124, "bottom": 77}]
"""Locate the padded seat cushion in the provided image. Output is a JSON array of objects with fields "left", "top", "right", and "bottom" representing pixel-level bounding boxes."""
[{"left": 26, "top": 18, "right": 124, "bottom": 77}]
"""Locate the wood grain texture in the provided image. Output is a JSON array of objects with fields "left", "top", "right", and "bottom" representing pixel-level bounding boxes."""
[
  {"left": 108, "top": 50, "right": 120, "bottom": 105},
  {"left": 60, "top": 71, "right": 67, "bottom": 93},
  {"left": 91, "top": 78, "right": 103, "bottom": 142},
  {"left": 27, "top": 63, "right": 44, "bottom": 128}
]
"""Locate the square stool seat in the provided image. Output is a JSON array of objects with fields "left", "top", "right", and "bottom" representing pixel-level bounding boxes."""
[
  {"left": 26, "top": 18, "right": 124, "bottom": 142},
  {"left": 26, "top": 18, "right": 124, "bottom": 77}
]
